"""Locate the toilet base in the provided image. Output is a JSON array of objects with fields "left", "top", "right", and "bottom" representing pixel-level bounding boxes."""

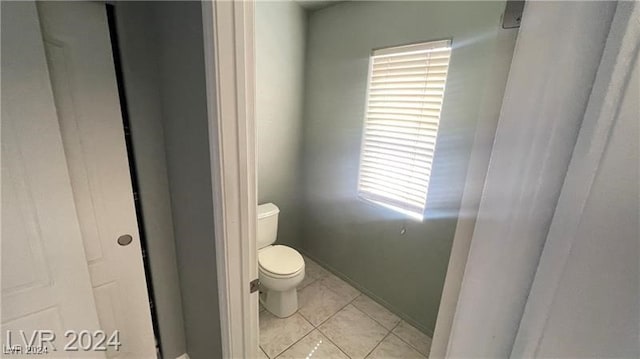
[{"left": 261, "top": 288, "right": 298, "bottom": 318}]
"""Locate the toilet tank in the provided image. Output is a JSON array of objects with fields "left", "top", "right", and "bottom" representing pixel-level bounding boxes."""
[{"left": 257, "top": 203, "right": 279, "bottom": 249}]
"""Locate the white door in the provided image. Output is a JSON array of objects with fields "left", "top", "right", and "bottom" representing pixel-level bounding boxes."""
[
  {"left": 37, "top": 2, "right": 156, "bottom": 358},
  {"left": 512, "top": 3, "right": 639, "bottom": 356},
  {"left": 1, "top": 2, "right": 103, "bottom": 357}
]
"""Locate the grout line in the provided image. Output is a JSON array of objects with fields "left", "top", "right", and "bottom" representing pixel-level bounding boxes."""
[
  {"left": 312, "top": 293, "right": 363, "bottom": 358},
  {"left": 346, "top": 303, "right": 394, "bottom": 358},
  {"left": 310, "top": 288, "right": 360, "bottom": 328},
  {"left": 297, "top": 267, "right": 361, "bottom": 328},
  {"left": 351, "top": 295, "right": 402, "bottom": 332},
  {"left": 390, "top": 320, "right": 402, "bottom": 332},
  {"left": 315, "top": 269, "right": 429, "bottom": 357},
  {"left": 260, "top": 346, "right": 269, "bottom": 359},
  {"left": 365, "top": 320, "right": 429, "bottom": 359},
  {"left": 317, "top": 274, "right": 397, "bottom": 334},
  {"left": 391, "top": 321, "right": 430, "bottom": 357},
  {"left": 363, "top": 330, "right": 393, "bottom": 359},
  {"left": 315, "top": 295, "right": 386, "bottom": 359},
  {"left": 298, "top": 277, "right": 317, "bottom": 290},
  {"left": 317, "top": 328, "right": 353, "bottom": 359},
  {"left": 271, "top": 314, "right": 315, "bottom": 359},
  {"left": 298, "top": 263, "right": 326, "bottom": 289},
  {"left": 365, "top": 320, "right": 404, "bottom": 359},
  {"left": 298, "top": 260, "right": 395, "bottom": 357},
  {"left": 302, "top": 251, "right": 433, "bottom": 337},
  {"left": 300, "top": 293, "right": 350, "bottom": 329},
  {"left": 263, "top": 259, "right": 418, "bottom": 359},
  {"left": 295, "top": 271, "right": 353, "bottom": 355}
]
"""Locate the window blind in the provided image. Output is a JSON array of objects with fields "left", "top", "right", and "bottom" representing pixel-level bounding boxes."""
[{"left": 357, "top": 39, "right": 451, "bottom": 220}]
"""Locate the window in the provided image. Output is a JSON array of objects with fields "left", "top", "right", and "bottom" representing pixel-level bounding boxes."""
[{"left": 357, "top": 39, "right": 452, "bottom": 220}]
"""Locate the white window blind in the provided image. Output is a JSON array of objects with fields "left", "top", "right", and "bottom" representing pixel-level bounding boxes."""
[{"left": 357, "top": 39, "right": 451, "bottom": 220}]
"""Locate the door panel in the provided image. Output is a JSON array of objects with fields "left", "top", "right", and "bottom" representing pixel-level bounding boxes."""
[
  {"left": 1, "top": 2, "right": 103, "bottom": 357},
  {"left": 521, "top": 55, "right": 639, "bottom": 358},
  {"left": 37, "top": 2, "right": 156, "bottom": 358},
  {"left": 513, "top": 4, "right": 639, "bottom": 356}
]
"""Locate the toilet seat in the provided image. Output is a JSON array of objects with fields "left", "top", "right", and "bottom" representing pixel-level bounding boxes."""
[{"left": 259, "top": 245, "right": 304, "bottom": 278}]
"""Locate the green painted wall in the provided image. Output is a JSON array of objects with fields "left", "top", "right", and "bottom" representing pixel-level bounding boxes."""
[
  {"left": 299, "top": 1, "right": 516, "bottom": 334},
  {"left": 256, "top": 1, "right": 307, "bottom": 248}
]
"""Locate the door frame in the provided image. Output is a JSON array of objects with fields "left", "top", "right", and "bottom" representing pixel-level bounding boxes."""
[{"left": 201, "top": 1, "right": 258, "bottom": 357}]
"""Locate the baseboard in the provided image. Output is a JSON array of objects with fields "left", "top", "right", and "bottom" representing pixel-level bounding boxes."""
[
  {"left": 175, "top": 353, "right": 190, "bottom": 359},
  {"left": 297, "top": 248, "right": 434, "bottom": 337}
]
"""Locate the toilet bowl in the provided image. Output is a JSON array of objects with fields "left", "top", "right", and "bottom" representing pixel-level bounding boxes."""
[
  {"left": 257, "top": 203, "right": 305, "bottom": 318},
  {"left": 259, "top": 245, "right": 305, "bottom": 317}
]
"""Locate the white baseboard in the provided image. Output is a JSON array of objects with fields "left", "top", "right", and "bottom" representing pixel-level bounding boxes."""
[{"left": 175, "top": 354, "right": 190, "bottom": 359}]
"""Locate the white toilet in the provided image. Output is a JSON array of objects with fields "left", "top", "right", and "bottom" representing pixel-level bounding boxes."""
[{"left": 257, "top": 203, "right": 305, "bottom": 318}]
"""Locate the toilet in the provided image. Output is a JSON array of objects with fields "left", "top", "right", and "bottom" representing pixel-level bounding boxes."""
[{"left": 257, "top": 203, "right": 305, "bottom": 318}]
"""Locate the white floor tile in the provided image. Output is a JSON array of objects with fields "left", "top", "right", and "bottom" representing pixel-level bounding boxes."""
[
  {"left": 367, "top": 334, "right": 426, "bottom": 359},
  {"left": 298, "top": 272, "right": 318, "bottom": 289},
  {"left": 317, "top": 273, "right": 360, "bottom": 301},
  {"left": 303, "top": 255, "right": 330, "bottom": 280},
  {"left": 277, "top": 330, "right": 349, "bottom": 359},
  {"left": 319, "top": 304, "right": 388, "bottom": 359},
  {"left": 392, "top": 321, "right": 432, "bottom": 356},
  {"left": 352, "top": 294, "right": 400, "bottom": 330},
  {"left": 259, "top": 311, "right": 313, "bottom": 358},
  {"left": 257, "top": 346, "right": 269, "bottom": 359},
  {"left": 259, "top": 258, "right": 433, "bottom": 359},
  {"left": 298, "top": 281, "right": 352, "bottom": 326}
]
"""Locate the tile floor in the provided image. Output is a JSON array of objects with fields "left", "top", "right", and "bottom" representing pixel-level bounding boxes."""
[{"left": 259, "top": 256, "right": 432, "bottom": 358}]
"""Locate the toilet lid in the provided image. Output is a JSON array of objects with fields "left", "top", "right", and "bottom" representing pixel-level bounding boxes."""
[{"left": 259, "top": 245, "right": 304, "bottom": 276}]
